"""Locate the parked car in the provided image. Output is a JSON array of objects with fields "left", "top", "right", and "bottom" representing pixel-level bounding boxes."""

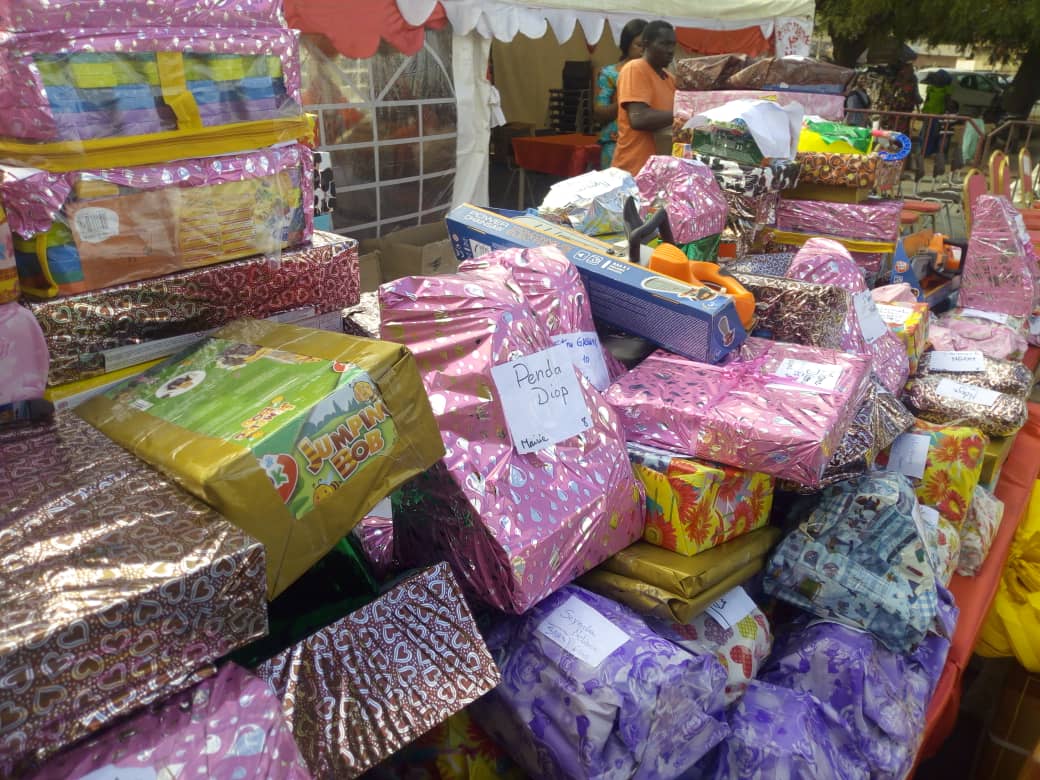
[{"left": 916, "top": 68, "right": 1005, "bottom": 116}]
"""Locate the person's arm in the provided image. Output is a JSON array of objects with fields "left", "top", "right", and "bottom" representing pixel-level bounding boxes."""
[
  {"left": 593, "top": 66, "right": 619, "bottom": 123},
  {"left": 624, "top": 101, "right": 673, "bottom": 131}
]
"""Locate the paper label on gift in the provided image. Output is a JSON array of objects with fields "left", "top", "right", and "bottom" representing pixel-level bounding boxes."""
[
  {"left": 536, "top": 595, "right": 630, "bottom": 667},
  {"left": 705, "top": 586, "right": 758, "bottom": 630},
  {"left": 79, "top": 767, "right": 158, "bottom": 780},
  {"left": 492, "top": 345, "right": 593, "bottom": 454},
  {"left": 885, "top": 433, "right": 931, "bottom": 479},
  {"left": 468, "top": 238, "right": 492, "bottom": 258},
  {"left": 936, "top": 378, "right": 1001, "bottom": 407},
  {"left": 876, "top": 303, "right": 913, "bottom": 325},
  {"left": 961, "top": 308, "right": 1010, "bottom": 326},
  {"left": 853, "top": 290, "right": 888, "bottom": 344},
  {"left": 552, "top": 331, "right": 611, "bottom": 390},
  {"left": 1030, "top": 316, "right": 1040, "bottom": 336},
  {"left": 775, "top": 358, "right": 843, "bottom": 390},
  {"left": 930, "top": 350, "right": 985, "bottom": 372},
  {"left": 73, "top": 207, "right": 120, "bottom": 243}
]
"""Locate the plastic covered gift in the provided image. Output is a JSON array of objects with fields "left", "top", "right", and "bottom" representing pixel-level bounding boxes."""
[
  {"left": 917, "top": 349, "right": 1034, "bottom": 399},
  {"left": 929, "top": 309, "right": 1029, "bottom": 361},
  {"left": 30, "top": 230, "right": 359, "bottom": 386},
  {"left": 256, "top": 563, "right": 501, "bottom": 780},
  {"left": 957, "top": 485, "right": 1005, "bottom": 576},
  {"left": 27, "top": 664, "right": 309, "bottom": 780},
  {"left": 786, "top": 237, "right": 909, "bottom": 394},
  {"left": 381, "top": 268, "right": 645, "bottom": 614},
  {"left": 472, "top": 585, "right": 729, "bottom": 780},
  {"left": 537, "top": 167, "right": 641, "bottom": 236},
  {"left": 874, "top": 299, "right": 929, "bottom": 374},
  {"left": 0, "top": 204, "right": 17, "bottom": 303},
  {"left": 634, "top": 155, "right": 727, "bottom": 244},
  {"left": 628, "top": 443, "right": 773, "bottom": 556},
  {"left": 672, "top": 148, "right": 801, "bottom": 196},
  {"left": 77, "top": 318, "right": 445, "bottom": 599},
  {"left": 764, "top": 471, "right": 942, "bottom": 653},
  {"left": 350, "top": 498, "right": 396, "bottom": 581},
  {"left": 776, "top": 198, "right": 903, "bottom": 242},
  {"left": 905, "top": 375, "right": 1028, "bottom": 438},
  {"left": 683, "top": 99, "right": 803, "bottom": 167},
  {"left": 5, "top": 143, "right": 313, "bottom": 297},
  {"left": 0, "top": 0, "right": 284, "bottom": 31},
  {"left": 961, "top": 195, "right": 1040, "bottom": 318},
  {"left": 458, "top": 245, "right": 623, "bottom": 391},
  {"left": 726, "top": 272, "right": 850, "bottom": 349},
  {"left": 0, "top": 415, "right": 267, "bottom": 772},
  {"left": 0, "top": 27, "right": 302, "bottom": 146},
  {"left": 605, "top": 338, "right": 872, "bottom": 487},
  {"left": 673, "top": 90, "right": 846, "bottom": 144},
  {"left": 673, "top": 54, "right": 750, "bottom": 91}
]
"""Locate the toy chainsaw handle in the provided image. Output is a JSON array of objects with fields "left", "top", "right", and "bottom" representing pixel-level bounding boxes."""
[{"left": 623, "top": 196, "right": 674, "bottom": 264}]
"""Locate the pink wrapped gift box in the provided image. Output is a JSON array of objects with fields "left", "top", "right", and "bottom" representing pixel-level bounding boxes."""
[
  {"left": 673, "top": 90, "right": 846, "bottom": 143},
  {"left": 776, "top": 198, "right": 903, "bottom": 243},
  {"left": 930, "top": 309, "right": 1029, "bottom": 362},
  {"left": 381, "top": 265, "right": 645, "bottom": 613},
  {"left": 0, "top": 0, "right": 283, "bottom": 31},
  {"left": 28, "top": 664, "right": 309, "bottom": 779},
  {"left": 605, "top": 337, "right": 872, "bottom": 487},
  {"left": 635, "top": 155, "right": 728, "bottom": 244},
  {"left": 961, "top": 195, "right": 1040, "bottom": 318}
]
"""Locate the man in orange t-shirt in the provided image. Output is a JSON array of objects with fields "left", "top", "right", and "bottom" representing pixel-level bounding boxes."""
[{"left": 611, "top": 20, "right": 676, "bottom": 176}]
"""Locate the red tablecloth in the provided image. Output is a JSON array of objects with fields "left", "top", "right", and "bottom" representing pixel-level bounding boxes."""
[{"left": 512, "top": 134, "right": 601, "bottom": 178}]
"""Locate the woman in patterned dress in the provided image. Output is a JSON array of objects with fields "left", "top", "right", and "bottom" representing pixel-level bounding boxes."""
[{"left": 593, "top": 19, "right": 647, "bottom": 169}]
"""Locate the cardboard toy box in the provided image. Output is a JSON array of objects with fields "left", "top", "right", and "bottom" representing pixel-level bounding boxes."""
[
  {"left": 379, "top": 221, "right": 457, "bottom": 280},
  {"left": 445, "top": 204, "right": 746, "bottom": 364}
]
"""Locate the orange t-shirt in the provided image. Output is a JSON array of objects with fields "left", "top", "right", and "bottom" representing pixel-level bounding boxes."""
[{"left": 612, "top": 58, "right": 676, "bottom": 176}]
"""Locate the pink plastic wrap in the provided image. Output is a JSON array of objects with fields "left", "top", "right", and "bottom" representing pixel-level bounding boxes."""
[
  {"left": 872, "top": 282, "right": 919, "bottom": 304},
  {"left": 380, "top": 268, "right": 646, "bottom": 613},
  {"left": 458, "top": 246, "right": 624, "bottom": 390},
  {"left": 960, "top": 195, "right": 1040, "bottom": 318},
  {"left": 776, "top": 198, "right": 903, "bottom": 242},
  {"left": 635, "top": 156, "right": 728, "bottom": 244},
  {"left": 0, "top": 0, "right": 283, "bottom": 31},
  {"left": 605, "top": 337, "right": 873, "bottom": 487},
  {"left": 673, "top": 90, "right": 846, "bottom": 142},
  {"left": 787, "top": 238, "right": 909, "bottom": 394},
  {"left": 929, "top": 309, "right": 1030, "bottom": 361},
  {"left": 28, "top": 665, "right": 310, "bottom": 780},
  {"left": 0, "top": 27, "right": 301, "bottom": 144}
]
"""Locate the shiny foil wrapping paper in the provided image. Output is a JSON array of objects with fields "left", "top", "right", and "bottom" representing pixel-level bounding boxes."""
[
  {"left": 605, "top": 338, "right": 872, "bottom": 486},
  {"left": 635, "top": 155, "right": 728, "bottom": 244},
  {"left": 341, "top": 291, "right": 381, "bottom": 340},
  {"left": 776, "top": 197, "right": 903, "bottom": 242},
  {"left": 536, "top": 167, "right": 640, "bottom": 236},
  {"left": 673, "top": 54, "right": 750, "bottom": 91},
  {"left": 727, "top": 272, "right": 850, "bottom": 350},
  {"left": 672, "top": 149, "right": 801, "bottom": 197},
  {"left": 723, "top": 252, "right": 795, "bottom": 278},
  {"left": 673, "top": 90, "right": 846, "bottom": 142},
  {"left": 722, "top": 190, "right": 781, "bottom": 259},
  {"left": 960, "top": 195, "right": 1040, "bottom": 318},
  {"left": 916, "top": 351, "right": 1034, "bottom": 398},
  {"left": 726, "top": 57, "right": 855, "bottom": 91},
  {"left": 31, "top": 230, "right": 359, "bottom": 386},
  {"left": 905, "top": 375, "right": 1029, "bottom": 438},
  {"left": 255, "top": 563, "right": 501, "bottom": 780},
  {"left": 27, "top": 664, "right": 310, "bottom": 780},
  {"left": 381, "top": 266, "right": 645, "bottom": 614},
  {"left": 0, "top": 415, "right": 268, "bottom": 773},
  {"left": 0, "top": 0, "right": 284, "bottom": 31}
]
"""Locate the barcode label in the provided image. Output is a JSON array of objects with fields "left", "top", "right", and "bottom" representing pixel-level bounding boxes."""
[{"left": 73, "top": 207, "right": 120, "bottom": 243}]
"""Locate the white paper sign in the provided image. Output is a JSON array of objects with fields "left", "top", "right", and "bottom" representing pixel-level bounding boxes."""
[
  {"left": 552, "top": 331, "right": 611, "bottom": 391},
  {"left": 775, "top": 358, "right": 844, "bottom": 390},
  {"left": 491, "top": 345, "right": 593, "bottom": 454},
  {"left": 876, "top": 303, "right": 913, "bottom": 325},
  {"left": 853, "top": 290, "right": 889, "bottom": 344},
  {"left": 936, "top": 378, "right": 1001, "bottom": 407},
  {"left": 536, "top": 595, "right": 630, "bottom": 667},
  {"left": 1030, "top": 316, "right": 1040, "bottom": 337},
  {"left": 961, "top": 308, "right": 1010, "bottom": 326},
  {"left": 79, "top": 767, "right": 157, "bottom": 780},
  {"left": 929, "top": 350, "right": 985, "bottom": 372},
  {"left": 885, "top": 433, "right": 931, "bottom": 480},
  {"left": 73, "top": 207, "right": 120, "bottom": 243},
  {"left": 705, "top": 586, "right": 758, "bottom": 630}
]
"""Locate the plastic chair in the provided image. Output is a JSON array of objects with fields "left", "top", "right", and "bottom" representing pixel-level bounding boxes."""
[
  {"left": 1019, "top": 147, "right": 1040, "bottom": 207},
  {"left": 998, "top": 156, "right": 1040, "bottom": 228},
  {"left": 988, "top": 149, "right": 1007, "bottom": 193},
  {"left": 962, "top": 168, "right": 989, "bottom": 234}
]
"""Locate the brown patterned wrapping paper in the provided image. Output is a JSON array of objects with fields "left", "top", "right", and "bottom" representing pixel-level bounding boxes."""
[
  {"left": 673, "top": 54, "right": 750, "bottom": 91},
  {"left": 0, "top": 415, "right": 267, "bottom": 773},
  {"left": 728, "top": 272, "right": 851, "bottom": 349},
  {"left": 256, "top": 562, "right": 500, "bottom": 779},
  {"left": 905, "top": 375, "right": 1028, "bottom": 438},
  {"left": 796, "top": 151, "right": 903, "bottom": 192},
  {"left": 916, "top": 351, "right": 1035, "bottom": 399},
  {"left": 31, "top": 230, "right": 360, "bottom": 386}
]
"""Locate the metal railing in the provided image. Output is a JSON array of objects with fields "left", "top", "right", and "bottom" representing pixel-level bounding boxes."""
[{"left": 981, "top": 119, "right": 1040, "bottom": 164}]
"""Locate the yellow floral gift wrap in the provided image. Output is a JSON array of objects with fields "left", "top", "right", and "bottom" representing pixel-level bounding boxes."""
[{"left": 876, "top": 300, "right": 929, "bottom": 375}]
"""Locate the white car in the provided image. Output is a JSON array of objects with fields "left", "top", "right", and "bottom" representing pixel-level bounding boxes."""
[{"left": 916, "top": 68, "right": 1004, "bottom": 116}]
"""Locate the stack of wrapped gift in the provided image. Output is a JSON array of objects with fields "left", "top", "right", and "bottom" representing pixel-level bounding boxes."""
[
  {"left": 0, "top": 0, "right": 354, "bottom": 407},
  {"left": 789, "top": 119, "right": 904, "bottom": 202}
]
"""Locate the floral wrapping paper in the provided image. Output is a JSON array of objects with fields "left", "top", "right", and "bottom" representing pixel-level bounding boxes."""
[
  {"left": 30, "top": 230, "right": 359, "bottom": 386},
  {"left": 957, "top": 485, "right": 1005, "bottom": 576},
  {"left": 905, "top": 375, "right": 1028, "bottom": 438},
  {"left": 0, "top": 27, "right": 301, "bottom": 144},
  {"left": 786, "top": 238, "right": 909, "bottom": 394},
  {"left": 651, "top": 604, "right": 772, "bottom": 704},
  {"left": 634, "top": 155, "right": 728, "bottom": 244},
  {"left": 961, "top": 195, "right": 1040, "bottom": 318},
  {"left": 605, "top": 338, "right": 872, "bottom": 487},
  {"left": 381, "top": 267, "right": 645, "bottom": 614},
  {"left": 776, "top": 198, "right": 903, "bottom": 243},
  {"left": 472, "top": 585, "right": 730, "bottom": 780},
  {"left": 458, "top": 245, "right": 624, "bottom": 390},
  {"left": 673, "top": 55, "right": 750, "bottom": 91},
  {"left": 0, "top": 0, "right": 284, "bottom": 31},
  {"left": 673, "top": 91, "right": 847, "bottom": 142},
  {"left": 256, "top": 563, "right": 501, "bottom": 780},
  {"left": 874, "top": 300, "right": 929, "bottom": 374},
  {"left": 628, "top": 443, "right": 773, "bottom": 557},
  {"left": 929, "top": 309, "right": 1030, "bottom": 362},
  {"left": 764, "top": 471, "right": 941, "bottom": 653},
  {"left": 727, "top": 272, "right": 850, "bottom": 350},
  {"left": 670, "top": 149, "right": 801, "bottom": 196},
  {"left": 27, "top": 664, "right": 310, "bottom": 780},
  {"left": 795, "top": 151, "right": 903, "bottom": 192},
  {"left": 0, "top": 415, "right": 268, "bottom": 773},
  {"left": 916, "top": 350, "right": 1034, "bottom": 398}
]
